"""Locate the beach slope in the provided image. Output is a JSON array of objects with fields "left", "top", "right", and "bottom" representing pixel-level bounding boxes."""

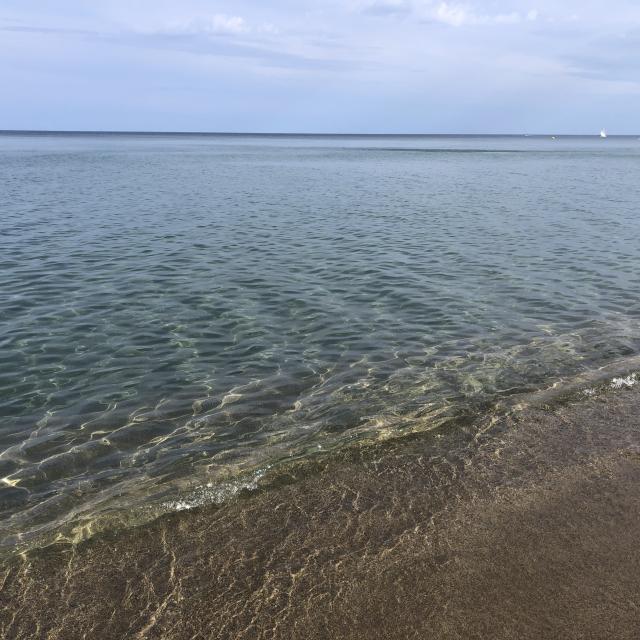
[{"left": 2, "top": 385, "right": 640, "bottom": 639}]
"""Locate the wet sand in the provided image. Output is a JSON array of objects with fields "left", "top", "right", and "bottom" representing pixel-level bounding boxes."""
[{"left": 2, "top": 384, "right": 640, "bottom": 639}]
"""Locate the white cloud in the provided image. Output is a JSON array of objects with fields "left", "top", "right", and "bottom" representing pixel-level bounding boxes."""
[
  {"left": 358, "top": 2, "right": 540, "bottom": 27},
  {"left": 207, "top": 15, "right": 248, "bottom": 35},
  {"left": 163, "top": 14, "right": 250, "bottom": 36},
  {"left": 358, "top": 0, "right": 412, "bottom": 15},
  {"left": 191, "top": 14, "right": 249, "bottom": 35},
  {"left": 434, "top": 3, "right": 468, "bottom": 26},
  {"left": 428, "top": 3, "right": 539, "bottom": 27}
]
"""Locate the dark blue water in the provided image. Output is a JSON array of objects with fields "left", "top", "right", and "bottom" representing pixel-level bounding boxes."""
[{"left": 1, "top": 133, "right": 640, "bottom": 550}]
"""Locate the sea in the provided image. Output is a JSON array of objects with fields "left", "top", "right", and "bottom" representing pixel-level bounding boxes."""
[{"left": 1, "top": 132, "right": 639, "bottom": 553}]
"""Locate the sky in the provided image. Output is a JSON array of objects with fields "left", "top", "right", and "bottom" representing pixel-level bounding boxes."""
[{"left": 1, "top": 1, "right": 639, "bottom": 133}]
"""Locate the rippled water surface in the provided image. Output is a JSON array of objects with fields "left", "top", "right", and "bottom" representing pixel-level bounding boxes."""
[{"left": 1, "top": 132, "right": 640, "bottom": 549}]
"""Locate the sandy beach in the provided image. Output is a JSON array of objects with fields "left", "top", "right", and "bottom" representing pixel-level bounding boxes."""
[{"left": 2, "top": 381, "right": 640, "bottom": 639}]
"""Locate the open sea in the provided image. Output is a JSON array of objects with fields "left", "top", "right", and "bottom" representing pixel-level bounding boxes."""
[{"left": 1, "top": 132, "right": 639, "bottom": 552}]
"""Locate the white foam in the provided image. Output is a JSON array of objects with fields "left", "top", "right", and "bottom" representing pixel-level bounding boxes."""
[
  {"left": 163, "top": 467, "right": 269, "bottom": 512},
  {"left": 610, "top": 373, "right": 638, "bottom": 390}
]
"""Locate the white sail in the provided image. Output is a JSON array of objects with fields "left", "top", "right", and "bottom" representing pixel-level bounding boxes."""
[{"left": 600, "top": 128, "right": 607, "bottom": 138}]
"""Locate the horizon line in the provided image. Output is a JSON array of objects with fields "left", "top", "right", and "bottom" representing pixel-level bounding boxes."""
[{"left": 0, "top": 129, "right": 636, "bottom": 137}]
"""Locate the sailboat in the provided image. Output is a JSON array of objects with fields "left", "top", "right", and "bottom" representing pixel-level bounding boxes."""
[{"left": 600, "top": 128, "right": 607, "bottom": 138}]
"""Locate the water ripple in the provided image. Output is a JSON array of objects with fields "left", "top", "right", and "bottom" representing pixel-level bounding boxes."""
[{"left": 1, "top": 134, "right": 640, "bottom": 550}]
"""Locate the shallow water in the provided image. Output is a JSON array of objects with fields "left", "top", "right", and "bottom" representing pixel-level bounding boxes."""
[
  {"left": 1, "top": 132, "right": 640, "bottom": 549},
  {"left": 4, "top": 383, "right": 640, "bottom": 640}
]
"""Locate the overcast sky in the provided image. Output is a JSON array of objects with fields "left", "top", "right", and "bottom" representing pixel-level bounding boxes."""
[{"left": 1, "top": 1, "right": 639, "bottom": 133}]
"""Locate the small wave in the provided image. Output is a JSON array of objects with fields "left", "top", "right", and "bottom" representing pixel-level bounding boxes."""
[
  {"left": 611, "top": 373, "right": 638, "bottom": 389},
  {"left": 162, "top": 467, "right": 269, "bottom": 513}
]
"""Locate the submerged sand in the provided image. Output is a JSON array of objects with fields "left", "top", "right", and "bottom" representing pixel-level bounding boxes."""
[{"left": 2, "top": 384, "right": 640, "bottom": 639}]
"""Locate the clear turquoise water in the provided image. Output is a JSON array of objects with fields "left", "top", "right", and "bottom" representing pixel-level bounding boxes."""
[{"left": 1, "top": 133, "right": 640, "bottom": 549}]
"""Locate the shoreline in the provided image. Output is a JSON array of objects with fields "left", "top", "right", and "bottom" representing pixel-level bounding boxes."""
[
  {"left": 2, "top": 379, "right": 640, "bottom": 638},
  {"left": 5, "top": 354, "right": 639, "bottom": 558},
  {"left": 4, "top": 355, "right": 640, "bottom": 557}
]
